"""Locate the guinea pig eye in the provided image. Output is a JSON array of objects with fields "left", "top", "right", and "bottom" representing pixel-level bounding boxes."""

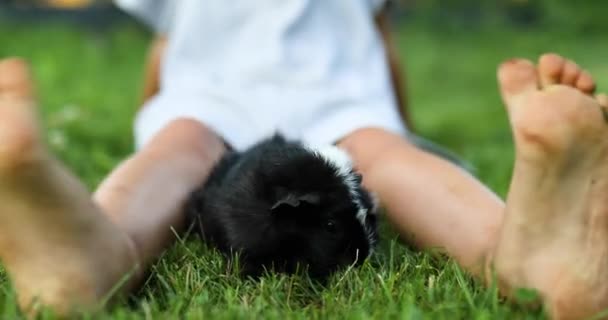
[{"left": 325, "top": 220, "right": 337, "bottom": 233}]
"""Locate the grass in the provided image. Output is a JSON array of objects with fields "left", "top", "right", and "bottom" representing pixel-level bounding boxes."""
[{"left": 0, "top": 20, "right": 607, "bottom": 319}]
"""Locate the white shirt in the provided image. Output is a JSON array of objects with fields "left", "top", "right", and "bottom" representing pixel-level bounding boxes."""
[{"left": 115, "top": 0, "right": 405, "bottom": 150}]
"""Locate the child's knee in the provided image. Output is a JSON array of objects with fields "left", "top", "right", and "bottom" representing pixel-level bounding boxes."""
[
  {"left": 338, "top": 127, "right": 415, "bottom": 175},
  {"left": 143, "top": 118, "right": 225, "bottom": 158}
]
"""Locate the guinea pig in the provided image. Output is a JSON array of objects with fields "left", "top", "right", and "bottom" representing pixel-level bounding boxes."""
[{"left": 186, "top": 134, "right": 378, "bottom": 279}]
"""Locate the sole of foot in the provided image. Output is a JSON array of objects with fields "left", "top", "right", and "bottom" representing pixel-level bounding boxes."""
[
  {"left": 493, "top": 54, "right": 608, "bottom": 319},
  {"left": 0, "top": 58, "right": 140, "bottom": 317}
]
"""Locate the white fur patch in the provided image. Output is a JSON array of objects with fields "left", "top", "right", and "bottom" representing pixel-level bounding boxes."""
[
  {"left": 313, "top": 145, "right": 352, "bottom": 176},
  {"left": 308, "top": 145, "right": 376, "bottom": 248}
]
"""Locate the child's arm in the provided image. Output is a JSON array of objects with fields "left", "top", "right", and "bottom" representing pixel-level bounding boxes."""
[
  {"left": 374, "top": 7, "right": 413, "bottom": 130},
  {"left": 113, "top": 0, "right": 175, "bottom": 106},
  {"left": 139, "top": 35, "right": 167, "bottom": 106}
]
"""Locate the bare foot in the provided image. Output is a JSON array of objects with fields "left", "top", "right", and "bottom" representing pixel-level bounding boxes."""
[
  {"left": 0, "top": 58, "right": 140, "bottom": 316},
  {"left": 493, "top": 54, "right": 608, "bottom": 319}
]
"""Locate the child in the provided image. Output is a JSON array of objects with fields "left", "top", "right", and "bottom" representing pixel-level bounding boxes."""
[{"left": 0, "top": 0, "right": 607, "bottom": 318}]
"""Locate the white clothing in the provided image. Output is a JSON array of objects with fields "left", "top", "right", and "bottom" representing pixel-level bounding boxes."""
[{"left": 115, "top": 0, "right": 407, "bottom": 150}]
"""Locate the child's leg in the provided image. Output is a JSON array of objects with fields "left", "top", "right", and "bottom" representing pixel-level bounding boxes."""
[
  {"left": 339, "top": 53, "right": 608, "bottom": 319},
  {"left": 339, "top": 128, "right": 504, "bottom": 275},
  {"left": 0, "top": 58, "right": 225, "bottom": 315},
  {"left": 93, "top": 117, "right": 225, "bottom": 269}
]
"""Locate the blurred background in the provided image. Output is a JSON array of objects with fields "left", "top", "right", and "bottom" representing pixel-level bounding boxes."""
[
  {"left": 0, "top": 0, "right": 607, "bottom": 196},
  {"left": 2, "top": 0, "right": 608, "bottom": 31}
]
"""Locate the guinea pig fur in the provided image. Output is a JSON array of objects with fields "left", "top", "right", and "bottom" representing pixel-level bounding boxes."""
[{"left": 186, "top": 134, "right": 378, "bottom": 279}]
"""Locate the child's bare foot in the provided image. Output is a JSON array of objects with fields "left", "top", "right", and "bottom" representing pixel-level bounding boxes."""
[
  {"left": 493, "top": 54, "right": 608, "bottom": 319},
  {"left": 0, "top": 58, "right": 140, "bottom": 316}
]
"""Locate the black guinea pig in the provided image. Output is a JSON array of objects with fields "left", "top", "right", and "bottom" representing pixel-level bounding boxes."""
[{"left": 186, "top": 134, "right": 378, "bottom": 279}]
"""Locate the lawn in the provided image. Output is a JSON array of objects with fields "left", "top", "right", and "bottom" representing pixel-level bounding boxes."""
[{"left": 0, "top": 19, "right": 607, "bottom": 319}]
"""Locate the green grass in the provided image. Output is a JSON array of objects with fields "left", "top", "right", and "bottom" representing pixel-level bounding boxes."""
[{"left": 1, "top": 21, "right": 607, "bottom": 319}]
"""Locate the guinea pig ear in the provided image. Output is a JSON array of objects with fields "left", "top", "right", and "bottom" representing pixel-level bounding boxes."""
[{"left": 270, "top": 192, "right": 321, "bottom": 212}]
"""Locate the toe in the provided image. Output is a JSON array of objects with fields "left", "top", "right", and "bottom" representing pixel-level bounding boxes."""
[
  {"left": 538, "top": 53, "right": 595, "bottom": 94},
  {"left": 538, "top": 53, "right": 565, "bottom": 88},
  {"left": 0, "top": 59, "right": 40, "bottom": 171},
  {"left": 0, "top": 58, "right": 35, "bottom": 100},
  {"left": 576, "top": 70, "right": 596, "bottom": 94},
  {"left": 497, "top": 58, "right": 539, "bottom": 108},
  {"left": 559, "top": 60, "right": 582, "bottom": 86},
  {"left": 598, "top": 93, "right": 608, "bottom": 108}
]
